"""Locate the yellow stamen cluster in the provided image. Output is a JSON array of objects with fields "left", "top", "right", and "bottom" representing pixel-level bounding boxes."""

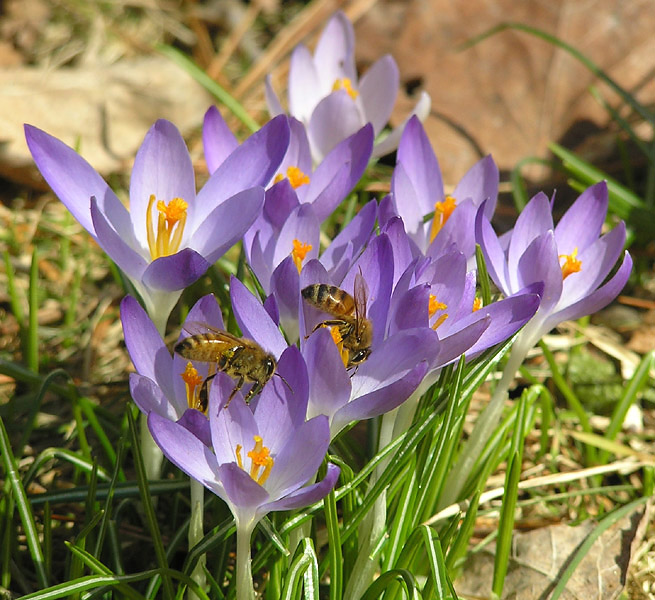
[
  {"left": 428, "top": 294, "right": 448, "bottom": 330},
  {"left": 236, "top": 436, "right": 274, "bottom": 485},
  {"left": 291, "top": 239, "right": 313, "bottom": 274},
  {"left": 273, "top": 166, "right": 311, "bottom": 189},
  {"left": 181, "top": 362, "right": 205, "bottom": 412},
  {"left": 146, "top": 195, "right": 188, "bottom": 259},
  {"left": 472, "top": 297, "right": 483, "bottom": 312},
  {"left": 559, "top": 247, "right": 582, "bottom": 280},
  {"left": 429, "top": 195, "right": 457, "bottom": 243},
  {"left": 329, "top": 325, "right": 350, "bottom": 367},
  {"left": 332, "top": 78, "right": 359, "bottom": 100}
]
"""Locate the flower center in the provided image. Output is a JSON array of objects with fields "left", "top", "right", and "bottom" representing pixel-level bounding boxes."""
[
  {"left": 291, "top": 239, "right": 313, "bottom": 274},
  {"left": 429, "top": 294, "right": 448, "bottom": 330},
  {"left": 274, "top": 166, "right": 311, "bottom": 189},
  {"left": 181, "top": 362, "right": 206, "bottom": 413},
  {"left": 332, "top": 78, "right": 359, "bottom": 100},
  {"left": 472, "top": 297, "right": 483, "bottom": 312},
  {"left": 559, "top": 247, "right": 582, "bottom": 280},
  {"left": 429, "top": 195, "right": 457, "bottom": 243},
  {"left": 236, "top": 435, "right": 274, "bottom": 485},
  {"left": 146, "top": 195, "right": 188, "bottom": 259}
]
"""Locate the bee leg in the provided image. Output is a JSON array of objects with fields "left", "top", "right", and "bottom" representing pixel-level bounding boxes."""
[
  {"left": 306, "top": 319, "right": 345, "bottom": 339},
  {"left": 244, "top": 381, "right": 265, "bottom": 404},
  {"left": 198, "top": 373, "right": 217, "bottom": 413},
  {"left": 223, "top": 376, "right": 245, "bottom": 409}
]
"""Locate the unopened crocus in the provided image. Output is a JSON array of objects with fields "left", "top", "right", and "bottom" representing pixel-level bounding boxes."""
[
  {"left": 384, "top": 116, "right": 499, "bottom": 263},
  {"left": 148, "top": 367, "right": 339, "bottom": 600},
  {"left": 442, "top": 181, "right": 632, "bottom": 506},
  {"left": 265, "top": 11, "right": 430, "bottom": 163},
  {"left": 25, "top": 117, "right": 290, "bottom": 331}
]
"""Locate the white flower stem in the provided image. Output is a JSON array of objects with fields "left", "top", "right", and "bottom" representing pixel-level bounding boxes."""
[
  {"left": 139, "top": 412, "right": 164, "bottom": 482},
  {"left": 187, "top": 479, "right": 207, "bottom": 600},
  {"left": 236, "top": 521, "right": 256, "bottom": 600}
]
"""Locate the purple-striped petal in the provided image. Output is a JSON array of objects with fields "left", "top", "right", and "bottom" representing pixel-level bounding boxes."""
[
  {"left": 263, "top": 462, "right": 339, "bottom": 513},
  {"left": 203, "top": 106, "right": 239, "bottom": 174},
  {"left": 129, "top": 373, "right": 182, "bottom": 420},
  {"left": 141, "top": 248, "right": 211, "bottom": 292}
]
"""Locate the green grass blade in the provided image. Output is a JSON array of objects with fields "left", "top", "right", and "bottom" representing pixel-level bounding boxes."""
[
  {"left": 280, "top": 538, "right": 319, "bottom": 600},
  {"left": 156, "top": 44, "right": 259, "bottom": 133},
  {"left": 28, "top": 246, "right": 39, "bottom": 373},
  {"left": 0, "top": 416, "right": 48, "bottom": 589},
  {"left": 323, "top": 488, "right": 343, "bottom": 600},
  {"left": 361, "top": 569, "right": 420, "bottom": 600}
]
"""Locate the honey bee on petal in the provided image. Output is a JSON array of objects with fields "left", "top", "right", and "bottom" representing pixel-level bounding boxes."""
[
  {"left": 175, "top": 324, "right": 279, "bottom": 409},
  {"left": 301, "top": 271, "right": 372, "bottom": 367}
]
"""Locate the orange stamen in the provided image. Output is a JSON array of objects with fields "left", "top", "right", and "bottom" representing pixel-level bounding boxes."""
[
  {"left": 559, "top": 247, "right": 582, "bottom": 280},
  {"left": 246, "top": 436, "right": 274, "bottom": 485},
  {"left": 181, "top": 362, "right": 205, "bottom": 411},
  {"left": 146, "top": 195, "right": 188, "bottom": 259},
  {"left": 429, "top": 294, "right": 449, "bottom": 330},
  {"left": 332, "top": 78, "right": 359, "bottom": 100},
  {"left": 291, "top": 239, "right": 313, "bottom": 274},
  {"left": 429, "top": 195, "right": 457, "bottom": 243},
  {"left": 472, "top": 297, "right": 483, "bottom": 312}
]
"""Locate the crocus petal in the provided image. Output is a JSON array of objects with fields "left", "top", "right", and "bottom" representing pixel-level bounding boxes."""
[
  {"left": 372, "top": 91, "right": 432, "bottom": 158},
  {"left": 308, "top": 92, "right": 364, "bottom": 162},
  {"left": 358, "top": 55, "right": 399, "bottom": 135},
  {"left": 305, "top": 327, "right": 352, "bottom": 421},
  {"left": 475, "top": 206, "right": 511, "bottom": 294},
  {"left": 177, "top": 408, "right": 212, "bottom": 447},
  {"left": 554, "top": 181, "right": 608, "bottom": 254},
  {"left": 313, "top": 12, "right": 356, "bottom": 87},
  {"left": 308, "top": 124, "right": 373, "bottom": 221},
  {"left": 280, "top": 118, "right": 313, "bottom": 183},
  {"left": 210, "top": 380, "right": 257, "bottom": 462},
  {"left": 270, "top": 257, "right": 302, "bottom": 343},
  {"left": 121, "top": 295, "right": 176, "bottom": 399},
  {"left": 333, "top": 362, "right": 428, "bottom": 436},
  {"left": 265, "top": 415, "right": 330, "bottom": 499},
  {"left": 288, "top": 44, "right": 321, "bottom": 122},
  {"left": 218, "top": 462, "right": 270, "bottom": 510},
  {"left": 129, "top": 373, "right": 182, "bottom": 420},
  {"left": 263, "top": 462, "right": 340, "bottom": 513},
  {"left": 262, "top": 179, "right": 301, "bottom": 230},
  {"left": 272, "top": 203, "right": 320, "bottom": 269},
  {"left": 453, "top": 155, "right": 499, "bottom": 218},
  {"left": 427, "top": 200, "right": 477, "bottom": 260},
  {"left": 192, "top": 187, "right": 264, "bottom": 264},
  {"left": 141, "top": 248, "right": 211, "bottom": 292},
  {"left": 196, "top": 115, "right": 290, "bottom": 221},
  {"left": 203, "top": 106, "right": 239, "bottom": 174},
  {"left": 516, "top": 232, "right": 561, "bottom": 314},
  {"left": 434, "top": 318, "right": 491, "bottom": 366},
  {"left": 90, "top": 197, "right": 148, "bottom": 281},
  {"left": 265, "top": 75, "right": 285, "bottom": 117},
  {"left": 388, "top": 284, "right": 430, "bottom": 335},
  {"left": 230, "top": 276, "right": 288, "bottom": 358},
  {"left": 24, "top": 124, "right": 120, "bottom": 238},
  {"left": 129, "top": 120, "right": 197, "bottom": 250},
  {"left": 148, "top": 412, "right": 222, "bottom": 492},
  {"left": 184, "top": 293, "right": 225, "bottom": 332},
  {"left": 507, "top": 192, "right": 553, "bottom": 275}
]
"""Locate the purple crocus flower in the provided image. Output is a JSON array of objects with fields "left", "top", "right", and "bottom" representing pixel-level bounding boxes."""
[
  {"left": 476, "top": 181, "right": 632, "bottom": 352},
  {"left": 384, "top": 116, "right": 499, "bottom": 263},
  {"left": 25, "top": 117, "right": 290, "bottom": 328},
  {"left": 265, "top": 11, "right": 430, "bottom": 163}
]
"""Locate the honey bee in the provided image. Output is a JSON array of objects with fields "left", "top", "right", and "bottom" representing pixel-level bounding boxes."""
[
  {"left": 301, "top": 271, "right": 372, "bottom": 367},
  {"left": 175, "top": 325, "right": 279, "bottom": 409}
]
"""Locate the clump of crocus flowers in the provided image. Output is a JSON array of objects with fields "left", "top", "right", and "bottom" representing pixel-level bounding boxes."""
[{"left": 24, "top": 10, "right": 633, "bottom": 600}]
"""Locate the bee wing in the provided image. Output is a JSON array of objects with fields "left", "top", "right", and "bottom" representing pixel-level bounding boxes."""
[{"left": 353, "top": 270, "right": 369, "bottom": 328}]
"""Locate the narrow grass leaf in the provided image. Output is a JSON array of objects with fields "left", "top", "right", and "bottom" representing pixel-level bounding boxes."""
[
  {"left": 323, "top": 488, "right": 343, "bottom": 600},
  {"left": 360, "top": 569, "right": 420, "bottom": 600},
  {"left": 280, "top": 538, "right": 319, "bottom": 600},
  {"left": 28, "top": 246, "right": 39, "bottom": 373}
]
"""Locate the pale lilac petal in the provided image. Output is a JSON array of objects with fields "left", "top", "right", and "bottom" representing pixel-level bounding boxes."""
[
  {"left": 24, "top": 124, "right": 118, "bottom": 238},
  {"left": 427, "top": 200, "right": 477, "bottom": 260},
  {"left": 313, "top": 12, "right": 356, "bottom": 87},
  {"left": 554, "top": 181, "right": 608, "bottom": 254},
  {"left": 211, "top": 380, "right": 257, "bottom": 464},
  {"left": 381, "top": 217, "right": 414, "bottom": 286},
  {"left": 191, "top": 187, "right": 264, "bottom": 264},
  {"left": 508, "top": 192, "right": 552, "bottom": 276},
  {"left": 372, "top": 90, "right": 431, "bottom": 158},
  {"left": 358, "top": 55, "right": 399, "bottom": 135},
  {"left": 184, "top": 293, "right": 225, "bottom": 332},
  {"left": 516, "top": 232, "right": 561, "bottom": 314},
  {"left": 177, "top": 408, "right": 212, "bottom": 447},
  {"left": 475, "top": 206, "right": 511, "bottom": 294},
  {"left": 129, "top": 373, "right": 182, "bottom": 420},
  {"left": 263, "top": 180, "right": 301, "bottom": 230},
  {"left": 265, "top": 416, "right": 330, "bottom": 499},
  {"left": 263, "top": 462, "right": 339, "bottom": 513},
  {"left": 148, "top": 412, "right": 222, "bottom": 492},
  {"left": 130, "top": 120, "right": 196, "bottom": 249},
  {"left": 305, "top": 327, "right": 352, "bottom": 420},
  {"left": 280, "top": 118, "right": 313, "bottom": 184},
  {"left": 142, "top": 248, "right": 211, "bottom": 292},
  {"left": 288, "top": 45, "right": 321, "bottom": 122},
  {"left": 265, "top": 75, "right": 285, "bottom": 117},
  {"left": 333, "top": 362, "right": 428, "bottom": 434},
  {"left": 218, "top": 462, "right": 270, "bottom": 510},
  {"left": 453, "top": 155, "right": 499, "bottom": 219},
  {"left": 308, "top": 124, "right": 373, "bottom": 220},
  {"left": 120, "top": 295, "right": 176, "bottom": 399},
  {"left": 270, "top": 257, "right": 301, "bottom": 343},
  {"left": 230, "top": 276, "right": 287, "bottom": 358},
  {"left": 203, "top": 106, "right": 239, "bottom": 174},
  {"left": 308, "top": 92, "right": 364, "bottom": 162},
  {"left": 435, "top": 318, "right": 491, "bottom": 366},
  {"left": 387, "top": 284, "right": 430, "bottom": 335},
  {"left": 272, "top": 203, "right": 320, "bottom": 269}
]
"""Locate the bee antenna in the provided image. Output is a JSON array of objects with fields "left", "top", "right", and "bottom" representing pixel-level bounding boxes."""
[{"left": 274, "top": 372, "right": 293, "bottom": 393}]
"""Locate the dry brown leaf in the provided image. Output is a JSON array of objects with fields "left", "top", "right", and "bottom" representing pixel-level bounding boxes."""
[
  {"left": 0, "top": 55, "right": 212, "bottom": 185},
  {"left": 455, "top": 499, "right": 652, "bottom": 599},
  {"left": 354, "top": 0, "right": 655, "bottom": 184}
]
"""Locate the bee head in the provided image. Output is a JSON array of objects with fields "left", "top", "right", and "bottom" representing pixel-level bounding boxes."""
[
  {"left": 264, "top": 356, "right": 276, "bottom": 380},
  {"left": 349, "top": 347, "right": 371, "bottom": 366}
]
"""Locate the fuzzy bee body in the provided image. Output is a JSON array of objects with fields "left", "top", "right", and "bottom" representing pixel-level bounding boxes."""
[
  {"left": 175, "top": 327, "right": 277, "bottom": 408},
  {"left": 302, "top": 272, "right": 372, "bottom": 367}
]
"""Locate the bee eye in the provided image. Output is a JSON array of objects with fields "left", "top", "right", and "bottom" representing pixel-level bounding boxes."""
[{"left": 351, "top": 349, "right": 371, "bottom": 364}]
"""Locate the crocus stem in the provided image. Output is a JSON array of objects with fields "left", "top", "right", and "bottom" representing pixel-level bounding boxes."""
[
  {"left": 236, "top": 521, "right": 255, "bottom": 600},
  {"left": 140, "top": 412, "right": 164, "bottom": 482},
  {"left": 187, "top": 478, "right": 206, "bottom": 600},
  {"left": 439, "top": 329, "right": 536, "bottom": 508}
]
